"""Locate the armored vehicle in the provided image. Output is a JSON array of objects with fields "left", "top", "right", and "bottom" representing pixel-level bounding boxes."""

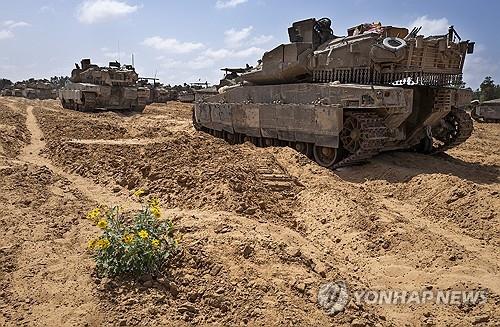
[
  {"left": 0, "top": 88, "right": 13, "bottom": 96},
  {"left": 179, "top": 82, "right": 217, "bottom": 103},
  {"left": 138, "top": 78, "right": 178, "bottom": 104},
  {"left": 218, "top": 65, "right": 253, "bottom": 89},
  {"left": 59, "top": 59, "right": 150, "bottom": 112},
  {"left": 471, "top": 99, "right": 500, "bottom": 123},
  {"left": 22, "top": 79, "right": 57, "bottom": 100},
  {"left": 193, "top": 18, "right": 475, "bottom": 168},
  {"left": 1, "top": 79, "right": 57, "bottom": 100},
  {"left": 177, "top": 90, "right": 195, "bottom": 103},
  {"left": 152, "top": 87, "right": 178, "bottom": 103}
]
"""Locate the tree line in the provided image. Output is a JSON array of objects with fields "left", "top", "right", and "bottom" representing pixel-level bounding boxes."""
[{"left": 473, "top": 76, "right": 500, "bottom": 102}]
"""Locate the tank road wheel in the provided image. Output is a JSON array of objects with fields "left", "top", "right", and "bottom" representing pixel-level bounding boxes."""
[
  {"left": 415, "top": 134, "right": 433, "bottom": 154},
  {"left": 431, "top": 108, "right": 473, "bottom": 153},
  {"left": 313, "top": 145, "right": 343, "bottom": 168},
  {"left": 132, "top": 105, "right": 146, "bottom": 113},
  {"left": 247, "top": 137, "right": 260, "bottom": 146},
  {"left": 242, "top": 136, "right": 260, "bottom": 146},
  {"left": 214, "top": 130, "right": 224, "bottom": 138},
  {"left": 223, "top": 131, "right": 236, "bottom": 144},
  {"left": 61, "top": 99, "right": 70, "bottom": 109},
  {"left": 340, "top": 115, "right": 363, "bottom": 153},
  {"left": 237, "top": 134, "right": 245, "bottom": 144},
  {"left": 261, "top": 138, "right": 276, "bottom": 147},
  {"left": 293, "top": 142, "right": 312, "bottom": 157}
]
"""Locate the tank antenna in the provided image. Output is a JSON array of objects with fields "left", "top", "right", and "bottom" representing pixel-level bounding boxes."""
[
  {"left": 118, "top": 40, "right": 121, "bottom": 64},
  {"left": 132, "top": 53, "right": 135, "bottom": 67}
]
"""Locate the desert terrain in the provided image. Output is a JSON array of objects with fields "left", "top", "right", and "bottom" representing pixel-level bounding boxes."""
[{"left": 0, "top": 97, "right": 498, "bottom": 326}]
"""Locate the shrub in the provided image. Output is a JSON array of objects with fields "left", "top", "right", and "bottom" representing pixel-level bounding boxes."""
[{"left": 86, "top": 198, "right": 177, "bottom": 277}]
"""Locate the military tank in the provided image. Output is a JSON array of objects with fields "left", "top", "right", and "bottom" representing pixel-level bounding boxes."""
[
  {"left": 218, "top": 65, "right": 254, "bottom": 89},
  {"left": 59, "top": 59, "right": 150, "bottom": 112},
  {"left": 22, "top": 79, "right": 57, "bottom": 100},
  {"left": 1, "top": 79, "right": 57, "bottom": 100},
  {"left": 471, "top": 99, "right": 500, "bottom": 123},
  {"left": 193, "top": 18, "right": 475, "bottom": 168}
]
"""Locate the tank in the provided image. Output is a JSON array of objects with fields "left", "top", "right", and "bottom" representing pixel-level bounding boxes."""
[
  {"left": 218, "top": 65, "right": 253, "bottom": 89},
  {"left": 137, "top": 78, "right": 178, "bottom": 104},
  {"left": 0, "top": 88, "right": 13, "bottom": 96},
  {"left": 59, "top": 59, "right": 150, "bottom": 112},
  {"left": 471, "top": 99, "right": 500, "bottom": 123},
  {"left": 179, "top": 82, "right": 217, "bottom": 103},
  {"left": 22, "top": 79, "right": 57, "bottom": 100},
  {"left": 1, "top": 79, "right": 57, "bottom": 100},
  {"left": 177, "top": 89, "right": 195, "bottom": 103},
  {"left": 193, "top": 18, "right": 475, "bottom": 168}
]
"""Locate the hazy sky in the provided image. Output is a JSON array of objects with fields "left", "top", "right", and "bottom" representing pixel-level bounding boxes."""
[{"left": 0, "top": 0, "right": 498, "bottom": 89}]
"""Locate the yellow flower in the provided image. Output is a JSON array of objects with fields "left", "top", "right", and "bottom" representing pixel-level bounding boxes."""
[
  {"left": 138, "top": 230, "right": 149, "bottom": 239},
  {"left": 97, "top": 219, "right": 108, "bottom": 229},
  {"left": 101, "top": 239, "right": 110, "bottom": 249},
  {"left": 149, "top": 197, "right": 160, "bottom": 208},
  {"left": 86, "top": 207, "right": 101, "bottom": 222},
  {"left": 95, "top": 238, "right": 110, "bottom": 250},
  {"left": 149, "top": 197, "right": 161, "bottom": 218},
  {"left": 150, "top": 206, "right": 161, "bottom": 218},
  {"left": 87, "top": 239, "right": 96, "bottom": 249},
  {"left": 133, "top": 188, "right": 146, "bottom": 198},
  {"left": 123, "top": 233, "right": 135, "bottom": 244},
  {"left": 151, "top": 239, "right": 160, "bottom": 248}
]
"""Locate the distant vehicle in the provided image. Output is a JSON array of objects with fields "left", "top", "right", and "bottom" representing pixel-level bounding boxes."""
[
  {"left": 59, "top": 59, "right": 150, "bottom": 112},
  {"left": 218, "top": 65, "right": 253, "bottom": 89},
  {"left": 138, "top": 78, "right": 178, "bottom": 104},
  {"left": 178, "top": 82, "right": 217, "bottom": 103},
  {"left": 194, "top": 18, "right": 475, "bottom": 168},
  {"left": 0, "top": 79, "right": 57, "bottom": 100},
  {"left": 471, "top": 99, "right": 500, "bottom": 123}
]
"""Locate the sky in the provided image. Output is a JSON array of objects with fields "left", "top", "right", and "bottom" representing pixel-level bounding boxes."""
[{"left": 0, "top": 0, "right": 498, "bottom": 89}]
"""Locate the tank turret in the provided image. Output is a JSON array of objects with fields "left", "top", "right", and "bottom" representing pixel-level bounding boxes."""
[
  {"left": 69, "top": 58, "right": 139, "bottom": 87},
  {"left": 242, "top": 18, "right": 473, "bottom": 86}
]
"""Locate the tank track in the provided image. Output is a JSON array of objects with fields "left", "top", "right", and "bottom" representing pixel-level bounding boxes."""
[
  {"left": 431, "top": 108, "right": 473, "bottom": 154},
  {"left": 333, "top": 112, "right": 388, "bottom": 168},
  {"left": 82, "top": 92, "right": 97, "bottom": 111},
  {"left": 193, "top": 109, "right": 388, "bottom": 169}
]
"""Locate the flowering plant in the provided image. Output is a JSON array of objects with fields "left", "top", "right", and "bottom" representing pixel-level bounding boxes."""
[{"left": 86, "top": 198, "right": 178, "bottom": 277}]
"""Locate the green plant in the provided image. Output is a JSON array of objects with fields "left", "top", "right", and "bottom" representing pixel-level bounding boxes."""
[{"left": 86, "top": 199, "right": 178, "bottom": 277}]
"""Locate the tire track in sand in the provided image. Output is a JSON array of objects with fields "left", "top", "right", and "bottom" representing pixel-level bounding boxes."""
[{"left": 20, "top": 105, "right": 140, "bottom": 210}]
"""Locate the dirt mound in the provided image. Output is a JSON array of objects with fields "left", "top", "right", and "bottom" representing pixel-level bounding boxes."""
[
  {"left": 47, "top": 131, "right": 300, "bottom": 223},
  {"left": 34, "top": 105, "right": 129, "bottom": 141},
  {"left": 146, "top": 101, "right": 193, "bottom": 120},
  {"left": 394, "top": 174, "right": 499, "bottom": 243},
  {"left": 0, "top": 103, "right": 30, "bottom": 157},
  {"left": 34, "top": 100, "right": 193, "bottom": 141}
]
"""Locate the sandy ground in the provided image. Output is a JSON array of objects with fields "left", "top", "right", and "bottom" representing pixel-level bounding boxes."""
[{"left": 0, "top": 97, "right": 498, "bottom": 326}]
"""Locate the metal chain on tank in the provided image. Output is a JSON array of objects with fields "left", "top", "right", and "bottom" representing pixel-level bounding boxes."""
[{"left": 333, "top": 112, "right": 388, "bottom": 168}]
